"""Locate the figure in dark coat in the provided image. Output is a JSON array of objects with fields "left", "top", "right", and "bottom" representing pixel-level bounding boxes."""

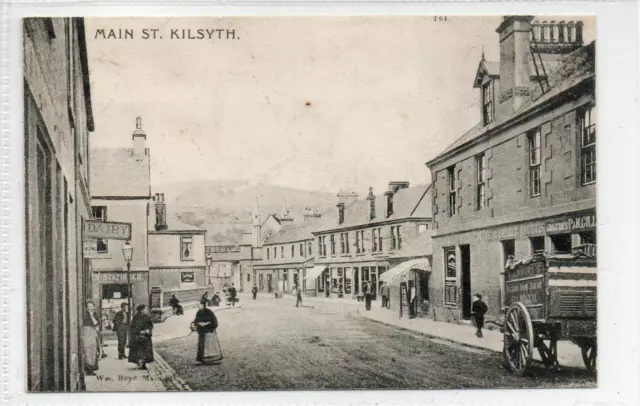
[
  {"left": 128, "top": 304, "right": 154, "bottom": 369},
  {"left": 472, "top": 294, "right": 488, "bottom": 338},
  {"left": 192, "top": 301, "right": 223, "bottom": 364},
  {"left": 364, "top": 282, "right": 373, "bottom": 311},
  {"left": 83, "top": 301, "right": 102, "bottom": 375},
  {"left": 251, "top": 286, "right": 258, "bottom": 300},
  {"left": 169, "top": 295, "right": 183, "bottom": 315},
  {"left": 112, "top": 302, "right": 130, "bottom": 359},
  {"left": 229, "top": 284, "right": 237, "bottom": 306}
]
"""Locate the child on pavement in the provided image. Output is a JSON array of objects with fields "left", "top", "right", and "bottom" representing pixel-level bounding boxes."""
[{"left": 471, "top": 293, "right": 488, "bottom": 338}]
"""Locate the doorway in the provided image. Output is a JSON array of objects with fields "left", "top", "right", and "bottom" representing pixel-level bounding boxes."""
[
  {"left": 460, "top": 245, "right": 471, "bottom": 319},
  {"left": 101, "top": 284, "right": 129, "bottom": 332}
]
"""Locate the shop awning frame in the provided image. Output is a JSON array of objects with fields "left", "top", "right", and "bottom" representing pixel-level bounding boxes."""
[
  {"left": 379, "top": 258, "right": 430, "bottom": 284},
  {"left": 304, "top": 265, "right": 328, "bottom": 283}
]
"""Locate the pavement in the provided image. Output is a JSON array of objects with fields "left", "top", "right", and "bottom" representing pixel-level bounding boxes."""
[{"left": 355, "top": 304, "right": 587, "bottom": 369}]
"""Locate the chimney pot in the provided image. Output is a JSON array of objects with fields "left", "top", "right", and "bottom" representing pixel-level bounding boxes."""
[{"left": 154, "top": 191, "right": 167, "bottom": 231}]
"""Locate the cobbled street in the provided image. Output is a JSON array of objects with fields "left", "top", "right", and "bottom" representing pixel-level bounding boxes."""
[{"left": 155, "top": 296, "right": 596, "bottom": 391}]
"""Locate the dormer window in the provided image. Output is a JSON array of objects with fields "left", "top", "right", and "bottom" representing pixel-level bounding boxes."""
[{"left": 482, "top": 80, "right": 495, "bottom": 125}]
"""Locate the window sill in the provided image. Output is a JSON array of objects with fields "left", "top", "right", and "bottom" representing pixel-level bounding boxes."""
[
  {"left": 444, "top": 303, "right": 458, "bottom": 309},
  {"left": 582, "top": 181, "right": 596, "bottom": 186},
  {"left": 530, "top": 194, "right": 541, "bottom": 198},
  {"left": 180, "top": 258, "right": 195, "bottom": 262},
  {"left": 92, "top": 254, "right": 112, "bottom": 259}
]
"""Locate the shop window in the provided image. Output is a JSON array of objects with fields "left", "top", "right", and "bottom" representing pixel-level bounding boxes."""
[
  {"left": 476, "top": 153, "right": 487, "bottom": 210},
  {"left": 580, "top": 105, "right": 596, "bottom": 185},
  {"left": 550, "top": 234, "right": 572, "bottom": 254},
  {"left": 502, "top": 239, "right": 515, "bottom": 267},
  {"left": 448, "top": 166, "right": 457, "bottom": 216},
  {"left": 180, "top": 236, "right": 193, "bottom": 260},
  {"left": 91, "top": 206, "right": 108, "bottom": 253},
  {"left": 530, "top": 236, "right": 545, "bottom": 254},
  {"left": 528, "top": 129, "right": 541, "bottom": 197}
]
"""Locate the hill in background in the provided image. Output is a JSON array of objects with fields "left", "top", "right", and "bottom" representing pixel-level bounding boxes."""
[{"left": 154, "top": 180, "right": 339, "bottom": 244}]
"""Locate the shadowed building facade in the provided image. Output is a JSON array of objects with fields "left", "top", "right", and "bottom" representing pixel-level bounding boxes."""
[
  {"left": 426, "top": 16, "right": 596, "bottom": 323},
  {"left": 24, "top": 17, "right": 95, "bottom": 391}
]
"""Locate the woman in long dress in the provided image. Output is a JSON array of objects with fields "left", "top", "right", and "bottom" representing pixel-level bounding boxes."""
[
  {"left": 128, "top": 304, "right": 154, "bottom": 369},
  {"left": 83, "top": 301, "right": 101, "bottom": 375},
  {"left": 192, "top": 300, "right": 223, "bottom": 364}
]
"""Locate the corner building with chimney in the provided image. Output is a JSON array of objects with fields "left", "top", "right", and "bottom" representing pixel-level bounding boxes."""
[
  {"left": 426, "top": 16, "right": 596, "bottom": 323},
  {"left": 309, "top": 183, "right": 433, "bottom": 303},
  {"left": 90, "top": 117, "right": 152, "bottom": 325}
]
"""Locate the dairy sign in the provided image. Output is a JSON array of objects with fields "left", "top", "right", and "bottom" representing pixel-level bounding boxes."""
[{"left": 85, "top": 220, "right": 132, "bottom": 240}]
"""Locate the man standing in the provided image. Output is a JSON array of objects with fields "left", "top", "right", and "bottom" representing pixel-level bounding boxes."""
[
  {"left": 364, "top": 281, "right": 372, "bottom": 311},
  {"left": 408, "top": 281, "right": 417, "bottom": 319},
  {"left": 380, "top": 281, "right": 390, "bottom": 309},
  {"left": 472, "top": 293, "right": 488, "bottom": 338},
  {"left": 294, "top": 284, "right": 303, "bottom": 308},
  {"left": 251, "top": 285, "right": 258, "bottom": 300},
  {"left": 112, "top": 302, "right": 130, "bottom": 359},
  {"left": 229, "top": 283, "right": 237, "bottom": 306}
]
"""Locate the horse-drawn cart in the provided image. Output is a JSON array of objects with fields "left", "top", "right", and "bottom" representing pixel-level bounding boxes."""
[{"left": 499, "top": 246, "right": 597, "bottom": 376}]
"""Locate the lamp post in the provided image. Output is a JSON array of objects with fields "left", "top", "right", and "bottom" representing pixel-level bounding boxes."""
[
  {"left": 122, "top": 240, "right": 134, "bottom": 311},
  {"left": 206, "top": 255, "right": 213, "bottom": 286}
]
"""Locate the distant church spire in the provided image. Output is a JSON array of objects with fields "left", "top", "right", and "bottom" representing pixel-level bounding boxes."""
[{"left": 252, "top": 198, "right": 261, "bottom": 248}]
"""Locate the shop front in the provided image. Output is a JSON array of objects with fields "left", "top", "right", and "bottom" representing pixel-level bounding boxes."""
[
  {"left": 91, "top": 271, "right": 149, "bottom": 333},
  {"left": 431, "top": 210, "right": 596, "bottom": 322}
]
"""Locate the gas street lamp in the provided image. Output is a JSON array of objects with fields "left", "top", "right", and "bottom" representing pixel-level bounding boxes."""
[
  {"left": 206, "top": 255, "right": 213, "bottom": 286},
  {"left": 122, "top": 240, "right": 134, "bottom": 311}
]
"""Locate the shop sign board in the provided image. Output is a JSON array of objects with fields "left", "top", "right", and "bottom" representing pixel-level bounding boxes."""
[
  {"left": 85, "top": 220, "right": 132, "bottom": 240},
  {"left": 92, "top": 273, "right": 144, "bottom": 282},
  {"left": 480, "top": 214, "right": 597, "bottom": 241}
]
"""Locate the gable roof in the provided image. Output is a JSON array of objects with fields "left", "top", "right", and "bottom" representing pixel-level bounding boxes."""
[
  {"left": 91, "top": 148, "right": 151, "bottom": 197},
  {"left": 434, "top": 41, "right": 595, "bottom": 162}
]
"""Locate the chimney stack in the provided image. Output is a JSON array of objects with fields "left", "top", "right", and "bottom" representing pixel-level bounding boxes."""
[
  {"left": 337, "top": 203, "right": 345, "bottom": 225},
  {"left": 132, "top": 116, "right": 147, "bottom": 157},
  {"left": 495, "top": 16, "right": 535, "bottom": 119},
  {"left": 366, "top": 187, "right": 376, "bottom": 221},
  {"left": 154, "top": 192, "right": 167, "bottom": 231}
]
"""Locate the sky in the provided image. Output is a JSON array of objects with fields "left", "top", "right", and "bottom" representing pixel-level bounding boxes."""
[{"left": 85, "top": 16, "right": 595, "bottom": 195}]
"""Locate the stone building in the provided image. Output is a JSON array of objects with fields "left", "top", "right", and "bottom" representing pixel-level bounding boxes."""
[
  {"left": 426, "top": 16, "right": 596, "bottom": 323},
  {"left": 90, "top": 118, "right": 152, "bottom": 322},
  {"left": 253, "top": 209, "right": 324, "bottom": 295},
  {"left": 24, "top": 17, "right": 95, "bottom": 391},
  {"left": 309, "top": 183, "right": 433, "bottom": 301},
  {"left": 148, "top": 193, "right": 207, "bottom": 291}
]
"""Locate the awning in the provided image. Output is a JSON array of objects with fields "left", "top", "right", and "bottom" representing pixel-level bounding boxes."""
[
  {"left": 380, "top": 258, "right": 430, "bottom": 283},
  {"left": 304, "top": 265, "right": 327, "bottom": 283}
]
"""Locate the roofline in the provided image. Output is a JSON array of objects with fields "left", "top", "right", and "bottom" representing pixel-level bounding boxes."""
[
  {"left": 92, "top": 195, "right": 152, "bottom": 200},
  {"left": 426, "top": 75, "right": 594, "bottom": 168},
  {"left": 148, "top": 229, "right": 206, "bottom": 235},
  {"left": 75, "top": 18, "right": 94, "bottom": 132},
  {"left": 409, "top": 184, "right": 431, "bottom": 217},
  {"left": 264, "top": 236, "right": 314, "bottom": 246},
  {"left": 312, "top": 217, "right": 433, "bottom": 235}
]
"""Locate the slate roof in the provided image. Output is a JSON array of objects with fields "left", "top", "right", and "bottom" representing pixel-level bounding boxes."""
[
  {"left": 91, "top": 148, "right": 151, "bottom": 197},
  {"left": 436, "top": 41, "right": 595, "bottom": 160},
  {"left": 148, "top": 215, "right": 205, "bottom": 233},
  {"left": 313, "top": 184, "right": 432, "bottom": 234}
]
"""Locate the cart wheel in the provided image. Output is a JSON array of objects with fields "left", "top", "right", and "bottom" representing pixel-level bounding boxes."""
[
  {"left": 580, "top": 339, "right": 597, "bottom": 373},
  {"left": 502, "top": 302, "right": 534, "bottom": 376}
]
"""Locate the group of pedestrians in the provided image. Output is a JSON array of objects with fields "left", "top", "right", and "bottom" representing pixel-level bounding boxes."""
[{"left": 83, "top": 301, "right": 155, "bottom": 376}]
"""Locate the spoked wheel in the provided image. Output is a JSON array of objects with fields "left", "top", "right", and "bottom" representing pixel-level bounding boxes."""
[
  {"left": 503, "top": 302, "right": 534, "bottom": 376},
  {"left": 580, "top": 338, "right": 597, "bottom": 373}
]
